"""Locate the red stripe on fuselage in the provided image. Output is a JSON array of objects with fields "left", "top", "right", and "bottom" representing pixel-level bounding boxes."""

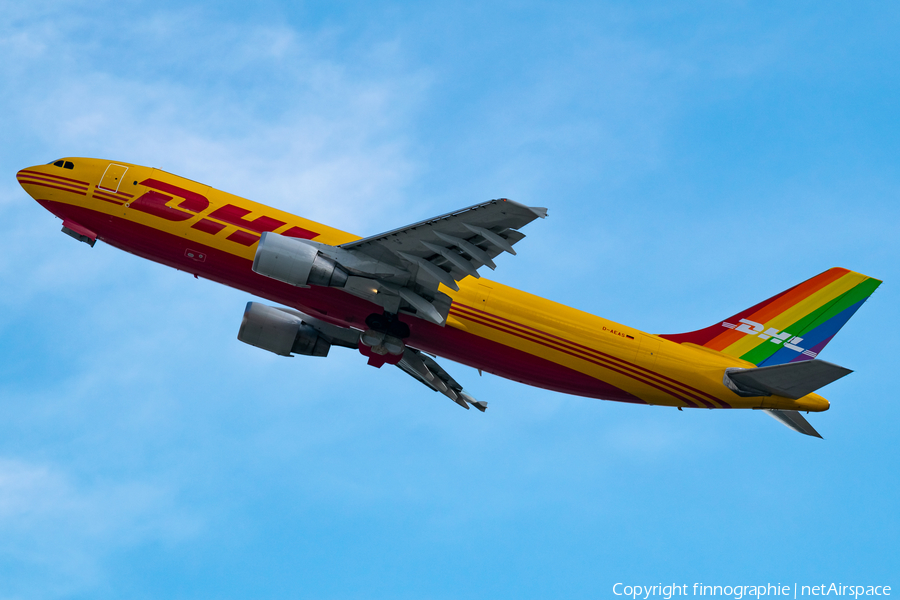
[
  {"left": 95, "top": 188, "right": 134, "bottom": 200},
  {"left": 92, "top": 189, "right": 126, "bottom": 205},
  {"left": 19, "top": 179, "right": 87, "bottom": 196},
  {"left": 18, "top": 169, "right": 90, "bottom": 187},
  {"left": 34, "top": 200, "right": 643, "bottom": 403},
  {"left": 18, "top": 173, "right": 89, "bottom": 191},
  {"left": 450, "top": 305, "right": 706, "bottom": 407},
  {"left": 451, "top": 303, "right": 727, "bottom": 408},
  {"left": 466, "top": 302, "right": 727, "bottom": 407}
]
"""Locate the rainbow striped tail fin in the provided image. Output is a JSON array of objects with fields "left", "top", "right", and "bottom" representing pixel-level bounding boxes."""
[{"left": 660, "top": 268, "right": 881, "bottom": 367}]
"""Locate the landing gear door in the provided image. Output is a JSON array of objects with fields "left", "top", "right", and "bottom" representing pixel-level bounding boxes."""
[{"left": 99, "top": 163, "right": 128, "bottom": 192}]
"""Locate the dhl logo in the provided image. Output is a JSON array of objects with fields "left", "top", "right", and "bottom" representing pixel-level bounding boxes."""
[
  {"left": 721, "top": 318, "right": 818, "bottom": 357},
  {"left": 124, "top": 179, "right": 318, "bottom": 246}
]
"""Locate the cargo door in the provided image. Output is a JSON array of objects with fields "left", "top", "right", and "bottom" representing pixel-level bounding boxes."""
[{"left": 99, "top": 163, "right": 129, "bottom": 192}]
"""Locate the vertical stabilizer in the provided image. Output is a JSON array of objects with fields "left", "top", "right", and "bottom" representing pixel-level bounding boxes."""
[{"left": 661, "top": 268, "right": 881, "bottom": 366}]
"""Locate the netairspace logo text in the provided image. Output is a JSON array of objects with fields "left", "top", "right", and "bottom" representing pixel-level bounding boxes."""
[{"left": 612, "top": 583, "right": 891, "bottom": 600}]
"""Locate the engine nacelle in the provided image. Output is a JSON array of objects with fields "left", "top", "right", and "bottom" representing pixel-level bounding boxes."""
[
  {"left": 237, "top": 302, "right": 330, "bottom": 357},
  {"left": 252, "top": 232, "right": 348, "bottom": 288}
]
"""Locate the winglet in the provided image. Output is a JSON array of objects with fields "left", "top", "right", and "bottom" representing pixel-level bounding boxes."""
[
  {"left": 498, "top": 198, "right": 547, "bottom": 219},
  {"left": 765, "top": 409, "right": 823, "bottom": 438}
]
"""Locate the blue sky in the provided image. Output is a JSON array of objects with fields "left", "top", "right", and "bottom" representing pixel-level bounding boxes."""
[{"left": 1, "top": 1, "right": 898, "bottom": 598}]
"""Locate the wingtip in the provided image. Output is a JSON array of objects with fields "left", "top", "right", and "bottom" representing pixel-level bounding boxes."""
[
  {"left": 501, "top": 198, "right": 548, "bottom": 219},
  {"left": 460, "top": 391, "right": 487, "bottom": 412}
]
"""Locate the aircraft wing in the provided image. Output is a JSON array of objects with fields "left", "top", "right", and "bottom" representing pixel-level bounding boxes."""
[
  {"left": 239, "top": 302, "right": 486, "bottom": 411},
  {"left": 254, "top": 198, "right": 546, "bottom": 326},
  {"left": 340, "top": 198, "right": 546, "bottom": 276},
  {"left": 334, "top": 198, "right": 547, "bottom": 324},
  {"left": 396, "top": 347, "right": 487, "bottom": 411}
]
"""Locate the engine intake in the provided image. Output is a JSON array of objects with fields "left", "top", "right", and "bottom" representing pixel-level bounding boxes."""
[
  {"left": 237, "top": 302, "right": 330, "bottom": 357},
  {"left": 252, "top": 232, "right": 348, "bottom": 288}
]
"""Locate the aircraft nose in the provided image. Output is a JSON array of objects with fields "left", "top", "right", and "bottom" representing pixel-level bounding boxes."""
[
  {"left": 16, "top": 167, "right": 32, "bottom": 185},
  {"left": 17, "top": 161, "right": 90, "bottom": 200},
  {"left": 16, "top": 165, "right": 42, "bottom": 195}
]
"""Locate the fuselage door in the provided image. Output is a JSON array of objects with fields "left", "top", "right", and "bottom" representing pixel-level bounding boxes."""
[
  {"left": 638, "top": 334, "right": 661, "bottom": 366},
  {"left": 99, "top": 163, "right": 129, "bottom": 192}
]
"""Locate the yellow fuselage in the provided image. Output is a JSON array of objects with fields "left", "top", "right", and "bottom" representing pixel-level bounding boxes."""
[{"left": 18, "top": 158, "right": 829, "bottom": 412}]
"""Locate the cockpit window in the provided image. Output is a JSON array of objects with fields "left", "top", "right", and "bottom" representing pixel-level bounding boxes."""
[{"left": 46, "top": 159, "right": 75, "bottom": 169}]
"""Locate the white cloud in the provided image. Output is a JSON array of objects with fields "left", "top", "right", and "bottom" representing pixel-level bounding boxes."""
[
  {"left": 1, "top": 4, "right": 430, "bottom": 233},
  {"left": 0, "top": 458, "right": 198, "bottom": 597}
]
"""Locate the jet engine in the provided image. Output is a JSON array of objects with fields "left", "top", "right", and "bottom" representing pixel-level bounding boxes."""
[
  {"left": 252, "top": 232, "right": 348, "bottom": 288},
  {"left": 237, "top": 302, "right": 330, "bottom": 357}
]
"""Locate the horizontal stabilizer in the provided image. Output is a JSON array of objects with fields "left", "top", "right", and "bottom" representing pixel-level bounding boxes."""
[
  {"left": 765, "top": 409, "right": 823, "bottom": 438},
  {"left": 725, "top": 359, "right": 852, "bottom": 399}
]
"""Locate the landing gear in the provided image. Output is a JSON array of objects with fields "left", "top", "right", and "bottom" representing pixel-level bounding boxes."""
[
  {"left": 358, "top": 312, "right": 410, "bottom": 367},
  {"left": 364, "top": 313, "right": 410, "bottom": 339}
]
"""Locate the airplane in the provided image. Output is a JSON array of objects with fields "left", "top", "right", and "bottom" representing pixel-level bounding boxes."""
[{"left": 17, "top": 158, "right": 882, "bottom": 438}]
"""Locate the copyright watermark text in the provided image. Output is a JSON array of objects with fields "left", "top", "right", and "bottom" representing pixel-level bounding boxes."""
[{"left": 612, "top": 583, "right": 891, "bottom": 600}]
